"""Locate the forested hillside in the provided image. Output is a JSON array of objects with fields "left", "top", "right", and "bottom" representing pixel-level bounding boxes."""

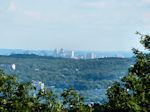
[{"left": 0, "top": 55, "right": 134, "bottom": 103}]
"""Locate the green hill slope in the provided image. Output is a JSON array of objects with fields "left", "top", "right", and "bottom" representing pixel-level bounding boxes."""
[{"left": 0, "top": 55, "right": 134, "bottom": 103}]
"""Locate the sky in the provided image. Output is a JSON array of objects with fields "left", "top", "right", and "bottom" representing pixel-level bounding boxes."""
[{"left": 0, "top": 0, "right": 150, "bottom": 51}]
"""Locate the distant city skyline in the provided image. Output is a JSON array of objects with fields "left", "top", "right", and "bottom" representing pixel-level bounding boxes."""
[
  {"left": 0, "top": 0, "right": 149, "bottom": 51},
  {"left": 0, "top": 48, "right": 134, "bottom": 58}
]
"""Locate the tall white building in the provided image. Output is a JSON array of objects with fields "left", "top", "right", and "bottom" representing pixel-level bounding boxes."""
[
  {"left": 59, "top": 48, "right": 65, "bottom": 57},
  {"left": 71, "top": 50, "right": 75, "bottom": 58},
  {"left": 53, "top": 48, "right": 59, "bottom": 57},
  {"left": 11, "top": 64, "right": 16, "bottom": 70},
  {"left": 86, "top": 52, "right": 96, "bottom": 59}
]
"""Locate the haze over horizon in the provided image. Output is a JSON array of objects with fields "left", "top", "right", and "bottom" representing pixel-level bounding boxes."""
[{"left": 0, "top": 0, "right": 150, "bottom": 51}]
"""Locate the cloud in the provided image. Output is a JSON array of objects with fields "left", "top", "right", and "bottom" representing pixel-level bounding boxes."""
[
  {"left": 142, "top": 12, "right": 150, "bottom": 28},
  {"left": 142, "top": 0, "right": 150, "bottom": 3},
  {"left": 24, "top": 11, "right": 49, "bottom": 21},
  {"left": 9, "top": 1, "right": 17, "bottom": 12},
  {"left": 143, "top": 12, "right": 150, "bottom": 21},
  {"left": 81, "top": 1, "right": 111, "bottom": 8},
  {"left": 70, "top": 14, "right": 84, "bottom": 20}
]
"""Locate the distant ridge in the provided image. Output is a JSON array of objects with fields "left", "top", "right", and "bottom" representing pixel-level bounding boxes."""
[
  {"left": 0, "top": 54, "right": 59, "bottom": 59},
  {"left": 0, "top": 49, "right": 134, "bottom": 58}
]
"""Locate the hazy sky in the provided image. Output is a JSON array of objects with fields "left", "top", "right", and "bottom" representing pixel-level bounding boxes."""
[{"left": 0, "top": 0, "right": 149, "bottom": 51}]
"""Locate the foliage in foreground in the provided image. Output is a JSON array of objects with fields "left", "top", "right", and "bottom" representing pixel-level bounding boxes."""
[
  {"left": 0, "top": 69, "right": 63, "bottom": 111},
  {"left": 0, "top": 69, "right": 92, "bottom": 112},
  {"left": 105, "top": 32, "right": 150, "bottom": 112}
]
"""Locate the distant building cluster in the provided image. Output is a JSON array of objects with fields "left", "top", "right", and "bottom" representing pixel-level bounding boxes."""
[
  {"left": 53, "top": 48, "right": 97, "bottom": 59},
  {"left": 31, "top": 80, "right": 45, "bottom": 98},
  {"left": 32, "top": 80, "right": 45, "bottom": 92},
  {"left": 53, "top": 48, "right": 75, "bottom": 58},
  {"left": 86, "top": 52, "right": 97, "bottom": 59}
]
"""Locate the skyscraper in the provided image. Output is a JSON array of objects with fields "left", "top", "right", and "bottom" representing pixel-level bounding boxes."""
[{"left": 53, "top": 48, "right": 59, "bottom": 57}]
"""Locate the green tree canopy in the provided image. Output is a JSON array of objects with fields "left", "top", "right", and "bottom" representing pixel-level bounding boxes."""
[
  {"left": 61, "top": 88, "right": 92, "bottom": 112},
  {"left": 106, "top": 32, "right": 150, "bottom": 112},
  {"left": 0, "top": 69, "right": 63, "bottom": 112}
]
